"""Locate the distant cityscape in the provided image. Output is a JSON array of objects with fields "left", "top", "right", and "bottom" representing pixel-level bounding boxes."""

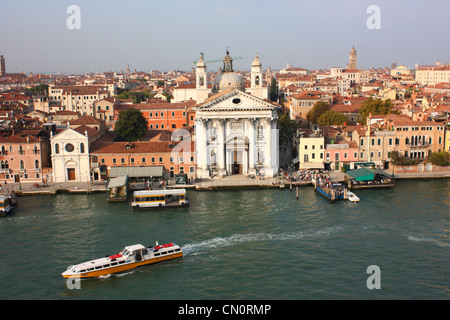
[{"left": 0, "top": 46, "right": 449, "bottom": 187}]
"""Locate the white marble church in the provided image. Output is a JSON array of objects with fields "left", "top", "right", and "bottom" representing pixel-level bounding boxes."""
[{"left": 192, "top": 50, "right": 280, "bottom": 178}]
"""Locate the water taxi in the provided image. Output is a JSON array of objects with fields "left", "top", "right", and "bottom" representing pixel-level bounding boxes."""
[
  {"left": 62, "top": 242, "right": 183, "bottom": 279},
  {"left": 131, "top": 189, "right": 189, "bottom": 210},
  {"left": 0, "top": 194, "right": 16, "bottom": 216}
]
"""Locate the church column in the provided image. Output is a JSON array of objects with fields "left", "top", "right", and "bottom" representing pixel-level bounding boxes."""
[
  {"left": 218, "top": 119, "right": 226, "bottom": 173},
  {"left": 248, "top": 118, "right": 257, "bottom": 173},
  {"left": 265, "top": 118, "right": 272, "bottom": 174},
  {"left": 195, "top": 118, "right": 209, "bottom": 178}
]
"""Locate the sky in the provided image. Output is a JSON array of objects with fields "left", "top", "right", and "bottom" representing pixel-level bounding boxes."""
[{"left": 0, "top": 0, "right": 449, "bottom": 74}]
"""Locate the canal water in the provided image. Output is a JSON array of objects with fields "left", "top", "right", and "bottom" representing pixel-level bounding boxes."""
[{"left": 0, "top": 179, "right": 448, "bottom": 300}]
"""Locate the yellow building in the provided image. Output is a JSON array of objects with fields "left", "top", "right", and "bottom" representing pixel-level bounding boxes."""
[{"left": 295, "top": 130, "right": 325, "bottom": 170}]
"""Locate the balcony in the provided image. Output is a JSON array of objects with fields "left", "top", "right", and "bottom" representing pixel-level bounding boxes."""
[{"left": 409, "top": 143, "right": 429, "bottom": 148}]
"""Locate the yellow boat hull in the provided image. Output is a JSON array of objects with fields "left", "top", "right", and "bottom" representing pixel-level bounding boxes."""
[{"left": 62, "top": 252, "right": 183, "bottom": 279}]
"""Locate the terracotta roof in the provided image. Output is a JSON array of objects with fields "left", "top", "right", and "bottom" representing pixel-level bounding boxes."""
[
  {"left": 70, "top": 115, "right": 103, "bottom": 125},
  {"left": 90, "top": 140, "right": 194, "bottom": 154}
]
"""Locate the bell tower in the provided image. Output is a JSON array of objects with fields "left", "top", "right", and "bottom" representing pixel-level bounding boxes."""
[
  {"left": 248, "top": 53, "right": 268, "bottom": 99},
  {"left": 195, "top": 53, "right": 209, "bottom": 103},
  {"left": 251, "top": 53, "right": 262, "bottom": 89},
  {"left": 348, "top": 45, "right": 357, "bottom": 69},
  {"left": 196, "top": 53, "right": 207, "bottom": 90}
]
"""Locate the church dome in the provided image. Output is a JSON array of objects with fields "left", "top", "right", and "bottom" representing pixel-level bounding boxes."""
[
  {"left": 212, "top": 49, "right": 245, "bottom": 93},
  {"left": 212, "top": 71, "right": 245, "bottom": 93}
]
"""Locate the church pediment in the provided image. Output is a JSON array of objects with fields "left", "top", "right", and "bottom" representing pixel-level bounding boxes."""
[
  {"left": 51, "top": 128, "right": 88, "bottom": 141},
  {"left": 196, "top": 89, "right": 277, "bottom": 112}
]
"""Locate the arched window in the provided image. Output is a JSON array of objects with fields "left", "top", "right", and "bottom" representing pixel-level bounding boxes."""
[
  {"left": 255, "top": 75, "right": 260, "bottom": 86},
  {"left": 55, "top": 143, "right": 60, "bottom": 154},
  {"left": 35, "top": 160, "right": 39, "bottom": 169},
  {"left": 4, "top": 160, "right": 8, "bottom": 169},
  {"left": 20, "top": 160, "right": 25, "bottom": 170},
  {"left": 80, "top": 143, "right": 85, "bottom": 154}
]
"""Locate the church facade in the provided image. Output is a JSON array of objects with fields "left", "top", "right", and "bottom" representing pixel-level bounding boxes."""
[{"left": 192, "top": 51, "right": 280, "bottom": 178}]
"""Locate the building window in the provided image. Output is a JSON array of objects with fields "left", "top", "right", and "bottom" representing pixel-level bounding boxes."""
[
  {"left": 151, "top": 157, "right": 155, "bottom": 163},
  {"left": 142, "top": 157, "right": 146, "bottom": 163},
  {"left": 80, "top": 143, "right": 85, "bottom": 153},
  {"left": 130, "top": 158, "right": 135, "bottom": 164},
  {"left": 55, "top": 144, "right": 60, "bottom": 154},
  {"left": 159, "top": 157, "right": 163, "bottom": 163},
  {"left": 65, "top": 143, "right": 74, "bottom": 152},
  {"left": 121, "top": 158, "right": 125, "bottom": 164},
  {"left": 112, "top": 158, "right": 116, "bottom": 164}
]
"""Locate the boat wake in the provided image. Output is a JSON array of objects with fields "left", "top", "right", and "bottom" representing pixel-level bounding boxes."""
[
  {"left": 405, "top": 234, "right": 450, "bottom": 247},
  {"left": 182, "top": 226, "right": 343, "bottom": 256}
]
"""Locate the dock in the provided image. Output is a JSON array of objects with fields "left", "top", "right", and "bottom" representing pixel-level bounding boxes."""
[{"left": 312, "top": 178, "right": 348, "bottom": 202}]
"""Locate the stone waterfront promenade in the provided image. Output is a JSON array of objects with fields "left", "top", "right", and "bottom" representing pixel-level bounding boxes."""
[{"left": 5, "top": 168, "right": 449, "bottom": 196}]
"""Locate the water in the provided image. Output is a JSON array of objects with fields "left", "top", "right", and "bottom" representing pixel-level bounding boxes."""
[{"left": 0, "top": 179, "right": 448, "bottom": 299}]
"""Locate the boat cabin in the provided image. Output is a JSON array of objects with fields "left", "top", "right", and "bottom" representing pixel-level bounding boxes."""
[{"left": 131, "top": 189, "right": 188, "bottom": 209}]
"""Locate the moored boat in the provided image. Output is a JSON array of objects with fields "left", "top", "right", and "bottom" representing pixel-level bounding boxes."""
[
  {"left": 0, "top": 194, "right": 16, "bottom": 216},
  {"left": 131, "top": 189, "right": 189, "bottom": 210},
  {"left": 347, "top": 190, "right": 360, "bottom": 202},
  {"left": 61, "top": 242, "right": 183, "bottom": 279}
]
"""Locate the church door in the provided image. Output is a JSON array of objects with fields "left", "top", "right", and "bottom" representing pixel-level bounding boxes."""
[
  {"left": 233, "top": 150, "right": 242, "bottom": 174},
  {"left": 67, "top": 168, "right": 76, "bottom": 181}
]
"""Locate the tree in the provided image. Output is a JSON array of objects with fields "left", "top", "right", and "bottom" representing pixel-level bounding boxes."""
[
  {"left": 269, "top": 78, "right": 278, "bottom": 102},
  {"left": 306, "top": 101, "right": 330, "bottom": 124},
  {"left": 359, "top": 97, "right": 400, "bottom": 124},
  {"left": 114, "top": 108, "right": 148, "bottom": 142},
  {"left": 27, "top": 84, "right": 49, "bottom": 94},
  {"left": 390, "top": 151, "right": 419, "bottom": 166},
  {"left": 317, "top": 110, "right": 348, "bottom": 126},
  {"left": 428, "top": 150, "right": 450, "bottom": 166},
  {"left": 278, "top": 112, "right": 298, "bottom": 144}
]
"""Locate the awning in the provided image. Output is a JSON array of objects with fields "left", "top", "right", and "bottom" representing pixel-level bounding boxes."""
[
  {"left": 109, "top": 166, "right": 164, "bottom": 178},
  {"left": 300, "top": 162, "right": 324, "bottom": 169},
  {"left": 346, "top": 167, "right": 392, "bottom": 181},
  {"left": 107, "top": 175, "right": 128, "bottom": 188}
]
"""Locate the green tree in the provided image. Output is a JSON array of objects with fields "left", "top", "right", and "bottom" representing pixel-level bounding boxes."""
[
  {"left": 269, "top": 78, "right": 278, "bottom": 102},
  {"left": 317, "top": 110, "right": 348, "bottom": 126},
  {"left": 114, "top": 108, "right": 148, "bottom": 142},
  {"left": 359, "top": 97, "right": 399, "bottom": 124},
  {"left": 278, "top": 112, "right": 298, "bottom": 144},
  {"left": 390, "top": 151, "right": 419, "bottom": 166},
  {"left": 306, "top": 101, "right": 330, "bottom": 124},
  {"left": 27, "top": 84, "right": 49, "bottom": 94},
  {"left": 428, "top": 150, "right": 450, "bottom": 166}
]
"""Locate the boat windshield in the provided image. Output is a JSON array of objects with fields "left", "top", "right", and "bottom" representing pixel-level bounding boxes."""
[{"left": 120, "top": 249, "right": 130, "bottom": 257}]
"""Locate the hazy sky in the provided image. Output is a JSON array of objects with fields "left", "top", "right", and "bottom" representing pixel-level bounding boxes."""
[{"left": 0, "top": 0, "right": 449, "bottom": 74}]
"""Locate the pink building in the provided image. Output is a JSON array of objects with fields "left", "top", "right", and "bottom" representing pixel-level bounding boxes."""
[
  {"left": 0, "top": 134, "right": 50, "bottom": 184},
  {"left": 324, "top": 140, "right": 359, "bottom": 171}
]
